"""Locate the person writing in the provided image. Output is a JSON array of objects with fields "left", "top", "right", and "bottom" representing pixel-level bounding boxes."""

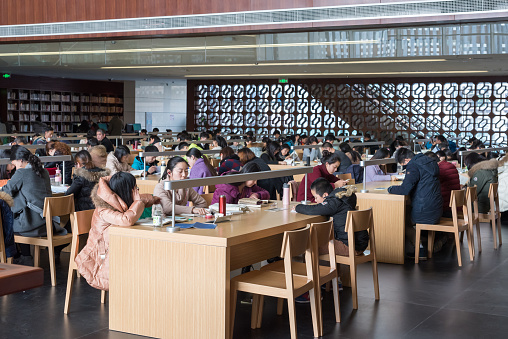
[
  {"left": 365, "top": 148, "right": 399, "bottom": 183},
  {"left": 132, "top": 145, "right": 159, "bottom": 174},
  {"left": 106, "top": 145, "right": 134, "bottom": 175},
  {"left": 187, "top": 148, "right": 217, "bottom": 194}
]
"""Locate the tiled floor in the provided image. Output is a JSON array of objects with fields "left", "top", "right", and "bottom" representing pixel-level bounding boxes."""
[{"left": 2, "top": 223, "right": 508, "bottom": 339}]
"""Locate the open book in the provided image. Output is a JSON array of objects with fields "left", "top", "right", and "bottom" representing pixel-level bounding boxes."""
[{"left": 237, "top": 198, "right": 271, "bottom": 207}]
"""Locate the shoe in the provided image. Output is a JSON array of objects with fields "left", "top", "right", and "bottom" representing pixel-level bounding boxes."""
[
  {"left": 240, "top": 293, "right": 253, "bottom": 304},
  {"left": 295, "top": 292, "right": 310, "bottom": 303},
  {"left": 12, "top": 255, "right": 34, "bottom": 266},
  {"left": 407, "top": 247, "right": 428, "bottom": 260}
]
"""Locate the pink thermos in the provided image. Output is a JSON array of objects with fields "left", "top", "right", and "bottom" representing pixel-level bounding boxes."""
[{"left": 283, "top": 183, "right": 290, "bottom": 207}]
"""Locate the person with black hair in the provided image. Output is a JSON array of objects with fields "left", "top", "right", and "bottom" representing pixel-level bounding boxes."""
[
  {"left": 365, "top": 148, "right": 398, "bottom": 183},
  {"left": 336, "top": 142, "right": 353, "bottom": 173},
  {"left": 280, "top": 143, "right": 292, "bottom": 160},
  {"left": 324, "top": 133, "right": 335, "bottom": 144},
  {"left": 465, "top": 153, "right": 498, "bottom": 213},
  {"left": 65, "top": 150, "right": 110, "bottom": 211},
  {"left": 294, "top": 178, "right": 369, "bottom": 257},
  {"left": 75, "top": 172, "right": 160, "bottom": 290},
  {"left": 96, "top": 128, "right": 114, "bottom": 153},
  {"left": 1, "top": 146, "right": 54, "bottom": 237},
  {"left": 261, "top": 141, "right": 287, "bottom": 165},
  {"left": 187, "top": 148, "right": 218, "bottom": 194},
  {"left": 34, "top": 126, "right": 54, "bottom": 145},
  {"left": 198, "top": 131, "right": 210, "bottom": 150},
  {"left": 273, "top": 130, "right": 281, "bottom": 140},
  {"left": 302, "top": 136, "right": 321, "bottom": 162},
  {"left": 132, "top": 145, "right": 159, "bottom": 174},
  {"left": 153, "top": 128, "right": 160, "bottom": 133},
  {"left": 11, "top": 136, "right": 27, "bottom": 146},
  {"left": 434, "top": 150, "right": 461, "bottom": 217},
  {"left": 0, "top": 149, "right": 15, "bottom": 179},
  {"left": 296, "top": 150, "right": 348, "bottom": 203},
  {"left": 211, "top": 162, "right": 270, "bottom": 204},
  {"left": 44, "top": 141, "right": 74, "bottom": 185},
  {"left": 154, "top": 156, "right": 208, "bottom": 215},
  {"left": 176, "top": 142, "right": 189, "bottom": 151},
  {"left": 106, "top": 145, "right": 134, "bottom": 175},
  {"left": 388, "top": 148, "right": 442, "bottom": 257},
  {"left": 148, "top": 135, "right": 161, "bottom": 149}
]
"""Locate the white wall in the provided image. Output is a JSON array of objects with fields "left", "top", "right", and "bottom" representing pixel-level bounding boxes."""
[{"left": 135, "top": 79, "right": 187, "bottom": 132}]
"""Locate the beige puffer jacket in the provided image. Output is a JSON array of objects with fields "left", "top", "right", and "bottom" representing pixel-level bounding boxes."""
[
  {"left": 75, "top": 176, "right": 157, "bottom": 290},
  {"left": 106, "top": 152, "right": 134, "bottom": 175},
  {"left": 89, "top": 145, "right": 108, "bottom": 168}
]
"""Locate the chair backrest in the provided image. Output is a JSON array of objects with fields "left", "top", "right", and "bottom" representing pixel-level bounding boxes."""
[
  {"left": 337, "top": 173, "right": 352, "bottom": 181},
  {"left": 465, "top": 186, "right": 478, "bottom": 220},
  {"left": 289, "top": 180, "right": 300, "bottom": 201},
  {"left": 280, "top": 225, "right": 313, "bottom": 288},
  {"left": 200, "top": 193, "right": 214, "bottom": 207},
  {"left": 43, "top": 194, "right": 75, "bottom": 240},
  {"left": 450, "top": 189, "right": 468, "bottom": 224},
  {"left": 203, "top": 185, "right": 216, "bottom": 194},
  {"left": 345, "top": 208, "right": 375, "bottom": 259},
  {"left": 310, "top": 219, "right": 336, "bottom": 270},
  {"left": 489, "top": 183, "right": 500, "bottom": 214},
  {"left": 70, "top": 209, "right": 94, "bottom": 236}
]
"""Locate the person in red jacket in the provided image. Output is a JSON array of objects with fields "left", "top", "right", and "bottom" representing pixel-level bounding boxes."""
[
  {"left": 296, "top": 150, "right": 348, "bottom": 203},
  {"left": 435, "top": 150, "right": 461, "bottom": 217}
]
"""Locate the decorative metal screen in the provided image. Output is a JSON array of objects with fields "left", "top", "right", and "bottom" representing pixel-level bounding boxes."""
[{"left": 189, "top": 78, "right": 508, "bottom": 145}]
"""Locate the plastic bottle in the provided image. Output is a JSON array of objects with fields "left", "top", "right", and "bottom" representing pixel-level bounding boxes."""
[
  {"left": 153, "top": 204, "right": 163, "bottom": 227},
  {"left": 55, "top": 168, "right": 62, "bottom": 186},
  {"left": 283, "top": 183, "right": 290, "bottom": 207}
]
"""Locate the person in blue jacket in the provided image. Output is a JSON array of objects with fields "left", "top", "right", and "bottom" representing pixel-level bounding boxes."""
[
  {"left": 132, "top": 145, "right": 159, "bottom": 174},
  {"left": 388, "top": 148, "right": 442, "bottom": 257}
]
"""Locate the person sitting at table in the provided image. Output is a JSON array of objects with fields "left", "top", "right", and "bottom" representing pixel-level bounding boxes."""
[
  {"left": 106, "top": 145, "right": 134, "bottom": 175},
  {"left": 65, "top": 150, "right": 110, "bottom": 211},
  {"left": 280, "top": 143, "right": 292, "bottom": 161},
  {"left": 388, "top": 148, "right": 442, "bottom": 258},
  {"left": 175, "top": 142, "right": 189, "bottom": 152},
  {"left": 187, "top": 148, "right": 217, "bottom": 195},
  {"left": 302, "top": 136, "right": 321, "bottom": 162},
  {"left": 498, "top": 155, "right": 508, "bottom": 224},
  {"left": 219, "top": 146, "right": 237, "bottom": 166},
  {"left": 296, "top": 151, "right": 348, "bottom": 203},
  {"left": 211, "top": 162, "right": 270, "bottom": 204},
  {"left": 197, "top": 131, "right": 210, "bottom": 150},
  {"left": 260, "top": 141, "right": 287, "bottom": 165},
  {"left": 132, "top": 145, "right": 159, "bottom": 174},
  {"left": 245, "top": 136, "right": 262, "bottom": 157},
  {"left": 294, "top": 178, "right": 369, "bottom": 259},
  {"left": 10, "top": 136, "right": 28, "bottom": 146},
  {"left": 211, "top": 136, "right": 227, "bottom": 159},
  {"left": 75, "top": 172, "right": 160, "bottom": 291},
  {"left": 465, "top": 153, "right": 498, "bottom": 214},
  {"left": 96, "top": 128, "right": 115, "bottom": 153},
  {"left": 434, "top": 150, "right": 461, "bottom": 218},
  {"left": 345, "top": 150, "right": 363, "bottom": 183},
  {"left": 336, "top": 142, "right": 353, "bottom": 174},
  {"left": 88, "top": 138, "right": 108, "bottom": 168},
  {"left": 365, "top": 148, "right": 398, "bottom": 183},
  {"left": 154, "top": 156, "right": 208, "bottom": 215},
  {"left": 45, "top": 141, "right": 74, "bottom": 185},
  {"left": 0, "top": 149, "right": 15, "bottom": 180}
]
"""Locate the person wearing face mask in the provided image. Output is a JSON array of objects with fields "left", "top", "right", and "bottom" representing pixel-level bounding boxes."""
[
  {"left": 153, "top": 156, "right": 208, "bottom": 215},
  {"left": 296, "top": 150, "right": 348, "bottom": 203},
  {"left": 211, "top": 162, "right": 270, "bottom": 204},
  {"left": 106, "top": 145, "right": 134, "bottom": 175},
  {"left": 186, "top": 148, "right": 217, "bottom": 194}
]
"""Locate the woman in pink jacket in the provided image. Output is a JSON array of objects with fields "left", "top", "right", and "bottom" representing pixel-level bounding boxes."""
[
  {"left": 211, "top": 162, "right": 270, "bottom": 204},
  {"left": 75, "top": 172, "right": 160, "bottom": 291}
]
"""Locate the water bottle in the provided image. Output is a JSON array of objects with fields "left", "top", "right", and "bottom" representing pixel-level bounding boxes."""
[
  {"left": 55, "top": 168, "right": 62, "bottom": 186},
  {"left": 283, "top": 183, "right": 290, "bottom": 207},
  {"left": 152, "top": 204, "right": 164, "bottom": 227}
]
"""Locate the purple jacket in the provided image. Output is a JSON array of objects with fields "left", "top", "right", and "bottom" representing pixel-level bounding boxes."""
[
  {"left": 211, "top": 183, "right": 270, "bottom": 204},
  {"left": 189, "top": 158, "right": 214, "bottom": 194},
  {"left": 365, "top": 165, "right": 395, "bottom": 183}
]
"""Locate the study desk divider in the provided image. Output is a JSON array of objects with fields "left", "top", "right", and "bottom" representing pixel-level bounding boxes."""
[
  {"left": 0, "top": 155, "right": 73, "bottom": 185},
  {"left": 160, "top": 140, "right": 214, "bottom": 147},
  {"left": 359, "top": 158, "right": 397, "bottom": 193},
  {"left": 459, "top": 147, "right": 508, "bottom": 168},
  {"left": 163, "top": 167, "right": 314, "bottom": 232},
  {"left": 413, "top": 138, "right": 432, "bottom": 152},
  {"left": 349, "top": 141, "right": 385, "bottom": 155}
]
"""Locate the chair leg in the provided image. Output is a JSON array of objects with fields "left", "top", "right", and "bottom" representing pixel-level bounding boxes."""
[
  {"left": 372, "top": 260, "right": 380, "bottom": 301},
  {"left": 256, "top": 295, "right": 264, "bottom": 329},
  {"left": 276, "top": 298, "right": 284, "bottom": 315},
  {"left": 325, "top": 281, "right": 331, "bottom": 292},
  {"left": 415, "top": 227, "right": 421, "bottom": 264},
  {"left": 7, "top": 257, "right": 13, "bottom": 264},
  {"left": 454, "top": 231, "right": 463, "bottom": 267},
  {"left": 33, "top": 245, "right": 40, "bottom": 267},
  {"left": 287, "top": 297, "right": 298, "bottom": 339},
  {"left": 427, "top": 231, "right": 435, "bottom": 259},
  {"left": 466, "top": 229, "right": 474, "bottom": 262},
  {"left": 350, "top": 264, "right": 358, "bottom": 310},
  {"left": 251, "top": 295, "right": 259, "bottom": 329},
  {"left": 48, "top": 246, "right": 57, "bottom": 286},
  {"left": 475, "top": 220, "right": 482, "bottom": 253},
  {"left": 101, "top": 290, "right": 107, "bottom": 304},
  {"left": 230, "top": 287, "right": 238, "bottom": 339},
  {"left": 497, "top": 214, "right": 502, "bottom": 247},
  {"left": 492, "top": 216, "right": 498, "bottom": 250},
  {"left": 460, "top": 231, "right": 464, "bottom": 244},
  {"left": 64, "top": 268, "right": 75, "bottom": 314},
  {"left": 308, "top": 287, "right": 321, "bottom": 338},
  {"left": 331, "top": 277, "right": 341, "bottom": 323}
]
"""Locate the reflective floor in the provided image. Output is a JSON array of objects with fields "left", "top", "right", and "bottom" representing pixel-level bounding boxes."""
[{"left": 2, "top": 222, "right": 508, "bottom": 339}]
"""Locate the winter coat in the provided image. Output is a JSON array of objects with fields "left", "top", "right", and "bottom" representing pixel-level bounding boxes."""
[
  {"left": 1, "top": 165, "right": 56, "bottom": 236},
  {"left": 388, "top": 154, "right": 443, "bottom": 224},
  {"left": 153, "top": 178, "right": 208, "bottom": 215},
  {"left": 106, "top": 152, "right": 134, "bottom": 175},
  {"left": 131, "top": 156, "right": 159, "bottom": 172},
  {"left": 0, "top": 191, "right": 15, "bottom": 258},
  {"left": 65, "top": 167, "right": 111, "bottom": 211},
  {"left": 467, "top": 159, "right": 498, "bottom": 214},
  {"left": 297, "top": 164, "right": 338, "bottom": 203},
  {"left": 302, "top": 148, "right": 322, "bottom": 162},
  {"left": 260, "top": 152, "right": 279, "bottom": 165},
  {"left": 107, "top": 116, "right": 123, "bottom": 136},
  {"left": 99, "top": 137, "right": 115, "bottom": 153},
  {"left": 211, "top": 182, "right": 270, "bottom": 204},
  {"left": 336, "top": 151, "right": 352, "bottom": 174},
  {"left": 365, "top": 165, "right": 394, "bottom": 183},
  {"left": 90, "top": 145, "right": 108, "bottom": 168},
  {"left": 247, "top": 157, "right": 284, "bottom": 200},
  {"left": 189, "top": 158, "right": 215, "bottom": 195},
  {"left": 438, "top": 161, "right": 461, "bottom": 211},
  {"left": 75, "top": 176, "right": 158, "bottom": 291},
  {"left": 346, "top": 164, "right": 364, "bottom": 184},
  {"left": 295, "top": 186, "right": 369, "bottom": 251},
  {"left": 45, "top": 160, "right": 74, "bottom": 185},
  {"left": 499, "top": 156, "right": 508, "bottom": 212}
]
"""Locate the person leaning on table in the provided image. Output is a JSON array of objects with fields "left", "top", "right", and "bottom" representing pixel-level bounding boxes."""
[{"left": 388, "top": 148, "right": 442, "bottom": 257}]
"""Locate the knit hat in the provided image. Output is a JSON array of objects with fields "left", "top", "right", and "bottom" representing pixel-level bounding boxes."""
[{"left": 218, "top": 158, "right": 242, "bottom": 175}]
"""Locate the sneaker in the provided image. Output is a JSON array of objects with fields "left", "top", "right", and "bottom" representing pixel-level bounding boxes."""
[
  {"left": 407, "top": 247, "right": 428, "bottom": 260},
  {"left": 295, "top": 292, "right": 310, "bottom": 303}
]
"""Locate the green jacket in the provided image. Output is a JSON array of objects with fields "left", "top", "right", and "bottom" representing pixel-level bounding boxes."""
[{"left": 467, "top": 159, "right": 498, "bottom": 213}]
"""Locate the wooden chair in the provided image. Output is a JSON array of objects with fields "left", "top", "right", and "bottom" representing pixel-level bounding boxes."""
[
  {"left": 14, "top": 195, "right": 75, "bottom": 286},
  {"left": 203, "top": 184, "right": 216, "bottom": 194},
  {"left": 64, "top": 209, "right": 107, "bottom": 313},
  {"left": 258, "top": 219, "right": 340, "bottom": 336},
  {"left": 230, "top": 226, "right": 320, "bottom": 339},
  {"left": 478, "top": 183, "right": 502, "bottom": 250},
  {"left": 321, "top": 208, "right": 379, "bottom": 310},
  {"left": 415, "top": 190, "right": 474, "bottom": 267},
  {"left": 337, "top": 173, "right": 352, "bottom": 181},
  {"left": 210, "top": 158, "right": 220, "bottom": 168},
  {"left": 465, "top": 186, "right": 481, "bottom": 256},
  {"left": 289, "top": 180, "right": 299, "bottom": 202},
  {"left": 200, "top": 193, "right": 214, "bottom": 207},
  {"left": 0, "top": 214, "right": 13, "bottom": 264}
]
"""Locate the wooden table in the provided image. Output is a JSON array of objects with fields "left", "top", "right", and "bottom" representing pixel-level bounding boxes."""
[
  {"left": 354, "top": 181, "right": 408, "bottom": 264},
  {"left": 109, "top": 202, "right": 325, "bottom": 339},
  {"left": 136, "top": 175, "right": 161, "bottom": 194}
]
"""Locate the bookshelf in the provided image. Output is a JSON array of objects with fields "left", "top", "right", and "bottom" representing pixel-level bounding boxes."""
[{"left": 4, "top": 89, "right": 123, "bottom": 133}]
